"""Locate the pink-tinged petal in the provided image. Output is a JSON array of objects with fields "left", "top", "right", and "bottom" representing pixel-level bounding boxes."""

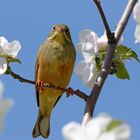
[
  {"left": 135, "top": 25, "right": 140, "bottom": 43},
  {"left": 0, "top": 37, "right": 8, "bottom": 49},
  {"left": 0, "top": 58, "right": 7, "bottom": 75},
  {"left": 133, "top": 2, "right": 140, "bottom": 24},
  {"left": 3, "top": 41, "right": 21, "bottom": 58}
]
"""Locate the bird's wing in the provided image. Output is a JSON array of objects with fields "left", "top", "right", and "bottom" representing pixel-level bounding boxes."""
[{"left": 35, "top": 57, "right": 40, "bottom": 106}]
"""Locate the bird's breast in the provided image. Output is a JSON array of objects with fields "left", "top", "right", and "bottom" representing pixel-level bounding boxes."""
[{"left": 37, "top": 43, "right": 75, "bottom": 88}]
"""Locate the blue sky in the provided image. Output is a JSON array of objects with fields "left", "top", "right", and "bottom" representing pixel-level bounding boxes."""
[{"left": 0, "top": 0, "right": 140, "bottom": 140}]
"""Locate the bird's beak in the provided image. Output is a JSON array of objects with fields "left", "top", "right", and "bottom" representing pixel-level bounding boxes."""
[{"left": 56, "top": 27, "right": 65, "bottom": 33}]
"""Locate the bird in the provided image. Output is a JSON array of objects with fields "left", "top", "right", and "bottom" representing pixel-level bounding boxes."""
[{"left": 32, "top": 24, "right": 76, "bottom": 138}]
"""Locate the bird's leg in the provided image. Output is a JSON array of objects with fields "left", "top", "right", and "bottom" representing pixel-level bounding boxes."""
[
  {"left": 36, "top": 80, "right": 44, "bottom": 92},
  {"left": 66, "top": 87, "right": 74, "bottom": 97}
]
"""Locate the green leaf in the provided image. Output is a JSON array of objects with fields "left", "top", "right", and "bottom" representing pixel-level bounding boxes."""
[
  {"left": 5, "top": 66, "right": 12, "bottom": 75},
  {"left": 100, "top": 51, "right": 106, "bottom": 61},
  {"left": 115, "top": 61, "right": 130, "bottom": 80},
  {"left": 115, "top": 45, "right": 140, "bottom": 62},
  {"left": 7, "top": 57, "right": 21, "bottom": 64},
  {"left": 106, "top": 120, "right": 123, "bottom": 132},
  {"left": 126, "top": 49, "right": 140, "bottom": 62},
  {"left": 0, "top": 54, "right": 9, "bottom": 58},
  {"left": 0, "top": 54, "right": 21, "bottom": 64},
  {"left": 95, "top": 56, "right": 101, "bottom": 70}
]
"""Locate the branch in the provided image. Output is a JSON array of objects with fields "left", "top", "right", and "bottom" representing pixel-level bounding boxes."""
[
  {"left": 10, "top": 71, "right": 35, "bottom": 85},
  {"left": 9, "top": 70, "right": 88, "bottom": 101},
  {"left": 83, "top": 0, "right": 137, "bottom": 124},
  {"left": 93, "top": 0, "right": 111, "bottom": 37}
]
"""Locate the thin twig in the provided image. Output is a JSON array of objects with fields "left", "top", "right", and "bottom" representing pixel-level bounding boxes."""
[
  {"left": 83, "top": 0, "right": 137, "bottom": 124},
  {"left": 10, "top": 71, "right": 35, "bottom": 85},
  {"left": 93, "top": 0, "right": 111, "bottom": 36},
  {"left": 9, "top": 70, "right": 88, "bottom": 101}
]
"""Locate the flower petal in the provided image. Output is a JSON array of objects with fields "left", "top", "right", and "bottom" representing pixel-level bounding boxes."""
[
  {"left": 3, "top": 41, "right": 21, "bottom": 57},
  {"left": 80, "top": 62, "right": 94, "bottom": 83},
  {"left": 77, "top": 42, "right": 95, "bottom": 63},
  {"left": 75, "top": 60, "right": 87, "bottom": 75},
  {"left": 0, "top": 36, "right": 8, "bottom": 49},
  {"left": 85, "top": 71, "right": 98, "bottom": 87},
  {"left": 82, "top": 51, "right": 93, "bottom": 63},
  {"left": 62, "top": 122, "right": 85, "bottom": 140},
  {"left": 76, "top": 42, "right": 94, "bottom": 53},
  {"left": 97, "top": 32, "right": 123, "bottom": 52},
  {"left": 0, "top": 81, "right": 4, "bottom": 99},
  {"left": 0, "top": 98, "right": 14, "bottom": 129},
  {"left": 79, "top": 30, "right": 98, "bottom": 50},
  {"left": 85, "top": 113, "right": 112, "bottom": 139},
  {"left": 135, "top": 25, "right": 140, "bottom": 43},
  {"left": 112, "top": 124, "right": 131, "bottom": 140},
  {"left": 75, "top": 60, "right": 94, "bottom": 83},
  {"left": 76, "top": 42, "right": 83, "bottom": 53},
  {"left": 79, "top": 30, "right": 91, "bottom": 42},
  {"left": 75, "top": 59, "right": 99, "bottom": 88},
  {"left": 0, "top": 58, "right": 7, "bottom": 75},
  {"left": 97, "top": 32, "right": 108, "bottom": 51},
  {"left": 62, "top": 113, "right": 131, "bottom": 140},
  {"left": 133, "top": 2, "right": 140, "bottom": 24}
]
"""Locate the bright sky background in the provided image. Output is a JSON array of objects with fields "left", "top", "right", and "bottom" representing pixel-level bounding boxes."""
[{"left": 0, "top": 0, "right": 140, "bottom": 140}]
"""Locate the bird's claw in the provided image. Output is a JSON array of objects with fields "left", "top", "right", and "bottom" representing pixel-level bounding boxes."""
[
  {"left": 36, "top": 81, "right": 44, "bottom": 92},
  {"left": 66, "top": 87, "right": 74, "bottom": 97}
]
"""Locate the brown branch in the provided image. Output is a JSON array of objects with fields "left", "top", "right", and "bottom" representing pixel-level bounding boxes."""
[
  {"left": 9, "top": 70, "right": 88, "bottom": 101},
  {"left": 93, "top": 0, "right": 112, "bottom": 37},
  {"left": 10, "top": 71, "right": 35, "bottom": 85},
  {"left": 83, "top": 0, "right": 137, "bottom": 124}
]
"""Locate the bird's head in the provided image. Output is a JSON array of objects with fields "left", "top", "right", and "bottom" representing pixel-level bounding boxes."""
[{"left": 48, "top": 24, "right": 72, "bottom": 43}]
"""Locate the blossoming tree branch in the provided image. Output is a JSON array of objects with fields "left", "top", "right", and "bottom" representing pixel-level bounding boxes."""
[{"left": 0, "top": 0, "right": 140, "bottom": 139}]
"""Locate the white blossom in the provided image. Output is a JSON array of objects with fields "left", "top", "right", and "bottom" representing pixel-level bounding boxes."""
[
  {"left": 0, "top": 36, "right": 21, "bottom": 75},
  {"left": 77, "top": 30, "right": 108, "bottom": 56},
  {"left": 0, "top": 80, "right": 14, "bottom": 130},
  {"left": 62, "top": 113, "right": 131, "bottom": 140},
  {"left": 135, "top": 25, "right": 140, "bottom": 43},
  {"left": 75, "top": 59, "right": 99, "bottom": 88},
  {"left": 133, "top": 1, "right": 140, "bottom": 43},
  {"left": 75, "top": 30, "right": 106, "bottom": 88},
  {"left": 75, "top": 30, "right": 123, "bottom": 88}
]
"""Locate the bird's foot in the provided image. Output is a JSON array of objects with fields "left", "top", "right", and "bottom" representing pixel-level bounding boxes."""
[
  {"left": 66, "top": 87, "right": 74, "bottom": 97},
  {"left": 36, "top": 81, "right": 44, "bottom": 92}
]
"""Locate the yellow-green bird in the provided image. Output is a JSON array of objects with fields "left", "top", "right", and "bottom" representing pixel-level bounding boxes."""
[{"left": 32, "top": 24, "right": 76, "bottom": 138}]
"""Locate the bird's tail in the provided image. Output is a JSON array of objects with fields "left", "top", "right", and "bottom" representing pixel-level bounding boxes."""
[{"left": 32, "top": 110, "right": 50, "bottom": 138}]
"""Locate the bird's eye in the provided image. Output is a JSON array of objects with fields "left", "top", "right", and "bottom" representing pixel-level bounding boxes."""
[
  {"left": 65, "top": 28, "right": 69, "bottom": 33},
  {"left": 52, "top": 26, "right": 56, "bottom": 31}
]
